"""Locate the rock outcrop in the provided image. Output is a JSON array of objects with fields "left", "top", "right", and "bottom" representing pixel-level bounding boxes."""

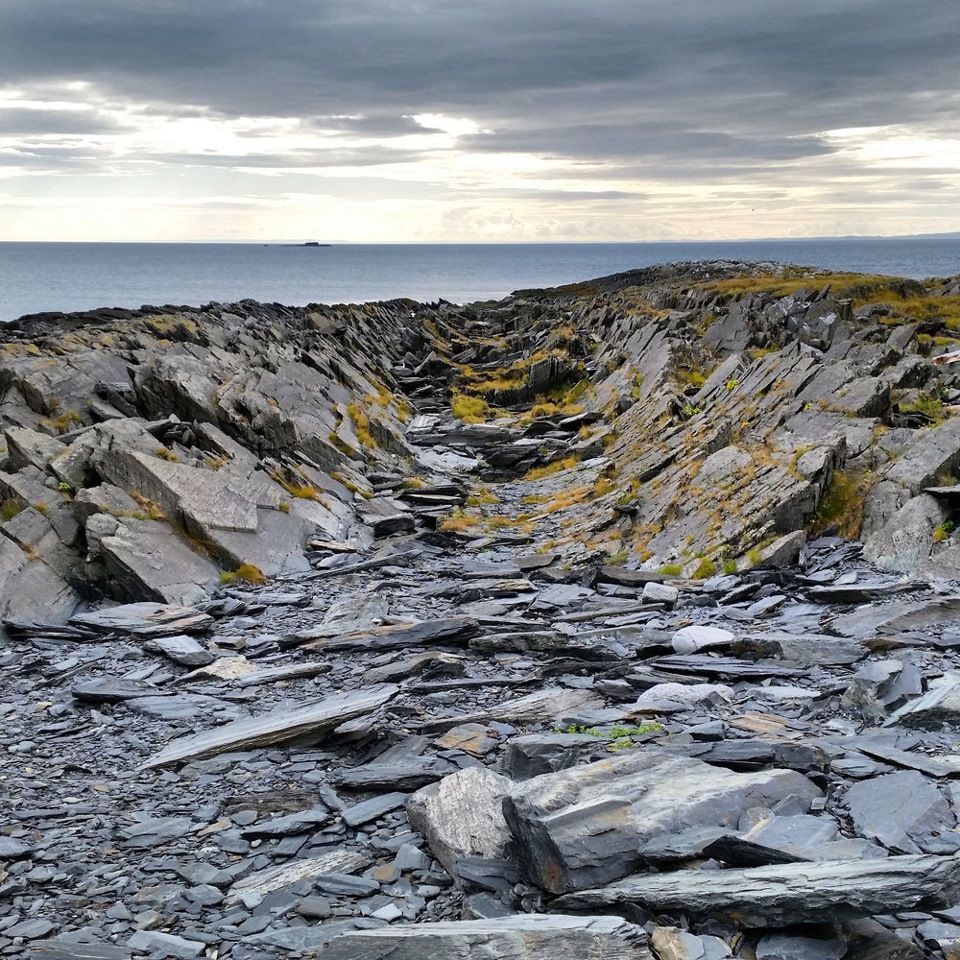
[{"left": 5, "top": 262, "right": 960, "bottom": 958}]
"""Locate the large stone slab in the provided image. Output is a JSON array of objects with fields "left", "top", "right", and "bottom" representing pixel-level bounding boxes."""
[
  {"left": 299, "top": 616, "right": 480, "bottom": 652},
  {"left": 555, "top": 854, "right": 960, "bottom": 927},
  {"left": 844, "top": 770, "right": 958, "bottom": 854},
  {"left": 226, "top": 848, "right": 366, "bottom": 905},
  {"left": 316, "top": 916, "right": 651, "bottom": 959},
  {"left": 142, "top": 684, "right": 398, "bottom": 768},
  {"left": 99, "top": 518, "right": 222, "bottom": 605},
  {"left": 503, "top": 749, "right": 822, "bottom": 893}
]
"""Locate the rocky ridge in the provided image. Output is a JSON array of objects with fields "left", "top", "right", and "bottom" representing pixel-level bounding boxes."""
[{"left": 2, "top": 261, "right": 960, "bottom": 958}]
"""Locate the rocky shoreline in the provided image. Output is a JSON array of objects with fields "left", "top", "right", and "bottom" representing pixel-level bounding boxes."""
[{"left": 3, "top": 261, "right": 960, "bottom": 959}]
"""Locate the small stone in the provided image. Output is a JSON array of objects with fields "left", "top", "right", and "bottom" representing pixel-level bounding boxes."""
[
  {"left": 643, "top": 582, "right": 679, "bottom": 607},
  {"left": 671, "top": 625, "right": 735, "bottom": 655},
  {"left": 127, "top": 929, "right": 205, "bottom": 957},
  {"left": 295, "top": 895, "right": 333, "bottom": 919}
]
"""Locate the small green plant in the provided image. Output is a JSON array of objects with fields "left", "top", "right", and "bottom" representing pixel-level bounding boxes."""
[
  {"left": 33, "top": 501, "right": 49, "bottom": 516},
  {"left": 466, "top": 486, "right": 500, "bottom": 506},
  {"left": 812, "top": 469, "right": 871, "bottom": 539},
  {"left": 933, "top": 520, "right": 955, "bottom": 543},
  {"left": 130, "top": 492, "right": 166, "bottom": 520},
  {"left": 554, "top": 722, "right": 663, "bottom": 747},
  {"left": 451, "top": 394, "right": 489, "bottom": 424},
  {"left": 278, "top": 501, "right": 290, "bottom": 513},
  {"left": 658, "top": 563, "right": 683, "bottom": 576},
  {"left": 220, "top": 563, "right": 267, "bottom": 586},
  {"left": 726, "top": 379, "right": 739, "bottom": 392},
  {"left": 722, "top": 559, "right": 738, "bottom": 575},
  {"left": 692, "top": 558, "right": 717, "bottom": 579},
  {"left": 57, "top": 481, "right": 73, "bottom": 493},
  {"left": 1, "top": 500, "right": 23, "bottom": 521},
  {"left": 44, "top": 410, "right": 82, "bottom": 434},
  {"left": 347, "top": 401, "right": 376, "bottom": 449},
  {"left": 155, "top": 447, "right": 179, "bottom": 462},
  {"left": 680, "top": 403, "right": 703, "bottom": 418}
]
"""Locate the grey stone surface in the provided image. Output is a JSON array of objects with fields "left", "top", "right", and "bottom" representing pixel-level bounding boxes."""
[
  {"left": 844, "top": 771, "right": 958, "bottom": 854},
  {"left": 407, "top": 766, "right": 514, "bottom": 876},
  {"left": 317, "top": 915, "right": 651, "bottom": 959},
  {"left": 143, "top": 683, "right": 398, "bottom": 768},
  {"left": 503, "top": 749, "right": 822, "bottom": 893},
  {"left": 556, "top": 854, "right": 960, "bottom": 926}
]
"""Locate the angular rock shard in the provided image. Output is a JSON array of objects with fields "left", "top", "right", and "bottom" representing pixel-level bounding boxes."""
[
  {"left": 503, "top": 749, "right": 822, "bottom": 893},
  {"left": 554, "top": 854, "right": 960, "bottom": 927},
  {"left": 298, "top": 616, "right": 480, "bottom": 652},
  {"left": 141, "top": 683, "right": 398, "bottom": 768},
  {"left": 317, "top": 915, "right": 651, "bottom": 960},
  {"left": 407, "top": 766, "right": 514, "bottom": 875}
]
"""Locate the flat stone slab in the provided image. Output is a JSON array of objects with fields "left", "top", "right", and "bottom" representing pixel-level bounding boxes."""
[
  {"left": 70, "top": 602, "right": 214, "bottom": 636},
  {"left": 226, "top": 850, "right": 367, "bottom": 905},
  {"left": 843, "top": 770, "right": 958, "bottom": 854},
  {"left": 886, "top": 672, "right": 960, "bottom": 729},
  {"left": 503, "top": 749, "right": 822, "bottom": 893},
  {"left": 555, "top": 854, "right": 960, "bottom": 927},
  {"left": 299, "top": 616, "right": 480, "bottom": 652},
  {"left": 142, "top": 683, "right": 398, "bottom": 768},
  {"left": 317, "top": 915, "right": 651, "bottom": 959}
]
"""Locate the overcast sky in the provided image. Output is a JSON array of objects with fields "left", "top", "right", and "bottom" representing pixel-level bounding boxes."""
[{"left": 1, "top": 0, "right": 958, "bottom": 242}]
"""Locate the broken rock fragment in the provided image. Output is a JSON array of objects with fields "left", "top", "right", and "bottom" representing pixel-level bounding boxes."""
[
  {"left": 503, "top": 749, "right": 822, "bottom": 893},
  {"left": 142, "top": 683, "right": 398, "bottom": 768},
  {"left": 555, "top": 854, "right": 960, "bottom": 927},
  {"left": 317, "top": 915, "right": 651, "bottom": 960}
]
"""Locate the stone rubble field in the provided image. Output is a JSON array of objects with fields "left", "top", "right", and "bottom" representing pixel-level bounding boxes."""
[{"left": 2, "top": 261, "right": 960, "bottom": 958}]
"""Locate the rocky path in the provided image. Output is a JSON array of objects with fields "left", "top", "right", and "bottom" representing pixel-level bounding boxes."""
[
  {"left": 3, "top": 261, "right": 960, "bottom": 958},
  {"left": 4, "top": 521, "right": 960, "bottom": 959}
]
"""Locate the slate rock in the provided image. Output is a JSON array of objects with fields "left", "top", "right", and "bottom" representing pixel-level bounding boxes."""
[
  {"left": 142, "top": 683, "right": 398, "bottom": 768},
  {"left": 143, "top": 634, "right": 214, "bottom": 667},
  {"left": 0, "top": 836, "right": 34, "bottom": 859},
  {"left": 226, "top": 849, "right": 367, "bottom": 904},
  {"left": 672, "top": 625, "right": 736, "bottom": 655},
  {"left": 70, "top": 602, "right": 214, "bottom": 636},
  {"left": 316, "top": 915, "right": 651, "bottom": 959},
  {"left": 844, "top": 770, "right": 958, "bottom": 854},
  {"left": 503, "top": 749, "right": 822, "bottom": 893},
  {"left": 642, "top": 582, "right": 679, "bottom": 607},
  {"left": 886, "top": 672, "right": 960, "bottom": 729},
  {"left": 30, "top": 933, "right": 131, "bottom": 960},
  {"left": 72, "top": 678, "right": 163, "bottom": 703},
  {"left": 756, "top": 933, "right": 847, "bottom": 960},
  {"left": 407, "top": 766, "right": 514, "bottom": 876},
  {"left": 127, "top": 929, "right": 205, "bottom": 957},
  {"left": 239, "top": 806, "right": 329, "bottom": 838},
  {"left": 500, "top": 733, "right": 606, "bottom": 780},
  {"left": 652, "top": 926, "right": 732, "bottom": 960},
  {"left": 341, "top": 791, "right": 408, "bottom": 826},
  {"left": 555, "top": 853, "right": 960, "bottom": 926}
]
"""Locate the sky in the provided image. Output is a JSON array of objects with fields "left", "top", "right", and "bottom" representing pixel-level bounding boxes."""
[{"left": 1, "top": 0, "right": 959, "bottom": 243}]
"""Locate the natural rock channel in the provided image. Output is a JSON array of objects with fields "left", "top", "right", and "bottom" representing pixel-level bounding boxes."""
[{"left": 3, "top": 261, "right": 960, "bottom": 958}]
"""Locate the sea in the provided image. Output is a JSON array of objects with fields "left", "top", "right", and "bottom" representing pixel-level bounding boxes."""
[{"left": 2, "top": 238, "right": 959, "bottom": 324}]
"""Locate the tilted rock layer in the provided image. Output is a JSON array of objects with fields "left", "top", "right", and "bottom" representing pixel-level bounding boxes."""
[{"left": 2, "top": 260, "right": 960, "bottom": 622}]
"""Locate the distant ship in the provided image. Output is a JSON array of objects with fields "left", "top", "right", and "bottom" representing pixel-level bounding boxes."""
[{"left": 302, "top": 240, "right": 331, "bottom": 247}]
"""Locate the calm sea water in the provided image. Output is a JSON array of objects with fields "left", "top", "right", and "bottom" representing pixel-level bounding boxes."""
[{"left": 2, "top": 239, "right": 959, "bottom": 324}]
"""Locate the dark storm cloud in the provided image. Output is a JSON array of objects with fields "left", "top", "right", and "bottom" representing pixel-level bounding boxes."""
[
  {"left": 1, "top": 0, "right": 958, "bottom": 171},
  {"left": 152, "top": 145, "right": 429, "bottom": 169},
  {"left": 0, "top": 108, "right": 124, "bottom": 136}
]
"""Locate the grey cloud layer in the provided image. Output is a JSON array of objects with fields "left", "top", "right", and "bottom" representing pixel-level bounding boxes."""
[{"left": 2, "top": 0, "right": 959, "bottom": 173}]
